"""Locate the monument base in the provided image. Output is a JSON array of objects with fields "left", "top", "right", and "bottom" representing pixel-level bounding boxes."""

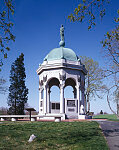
[
  {"left": 37, "top": 113, "right": 66, "bottom": 121},
  {"left": 78, "top": 115, "right": 92, "bottom": 120}
]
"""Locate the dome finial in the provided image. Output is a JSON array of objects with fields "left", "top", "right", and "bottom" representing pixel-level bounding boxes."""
[{"left": 59, "top": 24, "right": 65, "bottom": 47}]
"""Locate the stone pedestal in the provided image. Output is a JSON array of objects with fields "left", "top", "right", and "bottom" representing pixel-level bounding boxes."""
[
  {"left": 78, "top": 115, "right": 86, "bottom": 119},
  {"left": 31, "top": 118, "right": 36, "bottom": 121},
  {"left": 78, "top": 115, "right": 92, "bottom": 119},
  {"left": 55, "top": 117, "right": 61, "bottom": 122},
  {"left": 1, "top": 118, "right": 5, "bottom": 121},
  {"left": 11, "top": 118, "right": 17, "bottom": 121}
]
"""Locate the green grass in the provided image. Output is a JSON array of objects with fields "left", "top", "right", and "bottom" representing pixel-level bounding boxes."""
[
  {"left": 0, "top": 121, "right": 108, "bottom": 150},
  {"left": 93, "top": 114, "right": 119, "bottom": 121}
]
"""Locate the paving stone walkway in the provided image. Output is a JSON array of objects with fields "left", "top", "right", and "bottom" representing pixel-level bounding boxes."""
[{"left": 98, "top": 121, "right": 119, "bottom": 150}]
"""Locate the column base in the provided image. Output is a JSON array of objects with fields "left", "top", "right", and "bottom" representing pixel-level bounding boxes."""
[{"left": 37, "top": 113, "right": 65, "bottom": 120}]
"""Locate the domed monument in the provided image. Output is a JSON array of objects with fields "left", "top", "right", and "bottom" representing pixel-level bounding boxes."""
[{"left": 37, "top": 25, "right": 87, "bottom": 120}]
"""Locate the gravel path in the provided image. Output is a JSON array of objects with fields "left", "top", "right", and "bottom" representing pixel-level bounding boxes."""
[{"left": 98, "top": 121, "right": 119, "bottom": 150}]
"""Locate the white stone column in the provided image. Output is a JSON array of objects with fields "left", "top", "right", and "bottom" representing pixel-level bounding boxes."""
[
  {"left": 47, "top": 86, "right": 50, "bottom": 113},
  {"left": 39, "top": 88, "right": 42, "bottom": 113},
  {"left": 81, "top": 89, "right": 85, "bottom": 113},
  {"left": 43, "top": 85, "right": 47, "bottom": 114},
  {"left": 76, "top": 84, "right": 80, "bottom": 115},
  {"left": 60, "top": 84, "right": 64, "bottom": 114},
  {"left": 73, "top": 88, "right": 77, "bottom": 99}
]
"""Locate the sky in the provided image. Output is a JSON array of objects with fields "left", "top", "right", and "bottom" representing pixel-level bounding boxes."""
[{"left": 0, "top": 0, "right": 119, "bottom": 114}]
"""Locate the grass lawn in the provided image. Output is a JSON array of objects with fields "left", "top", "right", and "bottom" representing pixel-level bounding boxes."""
[
  {"left": 0, "top": 121, "right": 108, "bottom": 150},
  {"left": 93, "top": 114, "right": 119, "bottom": 121}
]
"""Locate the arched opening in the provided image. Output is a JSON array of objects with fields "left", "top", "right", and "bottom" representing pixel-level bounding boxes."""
[
  {"left": 48, "top": 78, "right": 60, "bottom": 113},
  {"left": 50, "top": 86, "right": 60, "bottom": 102},
  {"left": 48, "top": 77, "right": 60, "bottom": 88},
  {"left": 64, "top": 78, "right": 76, "bottom": 99},
  {"left": 64, "top": 78, "right": 78, "bottom": 119},
  {"left": 64, "top": 86, "right": 74, "bottom": 99}
]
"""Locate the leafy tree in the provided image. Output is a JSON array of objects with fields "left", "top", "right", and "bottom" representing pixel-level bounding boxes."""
[
  {"left": 80, "top": 56, "right": 104, "bottom": 112},
  {"left": 68, "top": 0, "right": 110, "bottom": 30},
  {"left": 0, "top": 0, "right": 15, "bottom": 71},
  {"left": 102, "top": 25, "right": 119, "bottom": 69},
  {"left": 68, "top": 0, "right": 119, "bottom": 115},
  {"left": 7, "top": 53, "right": 28, "bottom": 115}
]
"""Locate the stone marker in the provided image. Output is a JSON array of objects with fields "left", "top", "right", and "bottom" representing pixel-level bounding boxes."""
[
  {"left": 1, "top": 118, "right": 5, "bottom": 121},
  {"left": 28, "top": 134, "right": 36, "bottom": 143},
  {"left": 11, "top": 118, "right": 17, "bottom": 121},
  {"left": 55, "top": 117, "right": 61, "bottom": 122}
]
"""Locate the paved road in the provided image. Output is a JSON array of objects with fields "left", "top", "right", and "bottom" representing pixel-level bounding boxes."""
[{"left": 98, "top": 121, "right": 119, "bottom": 150}]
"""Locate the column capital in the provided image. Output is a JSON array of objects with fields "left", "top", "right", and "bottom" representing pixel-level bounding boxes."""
[
  {"left": 39, "top": 87, "right": 43, "bottom": 92},
  {"left": 59, "top": 73, "right": 66, "bottom": 81},
  {"left": 43, "top": 75, "right": 47, "bottom": 83},
  {"left": 44, "top": 84, "right": 47, "bottom": 89},
  {"left": 77, "top": 75, "right": 81, "bottom": 82},
  {"left": 60, "top": 83, "right": 65, "bottom": 89}
]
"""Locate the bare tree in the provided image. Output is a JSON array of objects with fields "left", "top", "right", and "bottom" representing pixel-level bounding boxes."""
[{"left": 80, "top": 56, "right": 104, "bottom": 112}]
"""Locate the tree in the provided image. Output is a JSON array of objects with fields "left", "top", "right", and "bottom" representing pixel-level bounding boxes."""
[
  {"left": 101, "top": 22, "right": 119, "bottom": 116},
  {"left": 68, "top": 0, "right": 119, "bottom": 115},
  {"left": 7, "top": 53, "right": 28, "bottom": 115},
  {"left": 102, "top": 25, "right": 119, "bottom": 69},
  {"left": 80, "top": 56, "right": 104, "bottom": 112},
  {"left": 68, "top": 0, "right": 110, "bottom": 30},
  {"left": 0, "top": 78, "right": 7, "bottom": 94},
  {"left": 0, "top": 107, "right": 8, "bottom": 115},
  {"left": 114, "top": 89, "right": 119, "bottom": 115},
  {"left": 0, "top": 0, "right": 15, "bottom": 71}
]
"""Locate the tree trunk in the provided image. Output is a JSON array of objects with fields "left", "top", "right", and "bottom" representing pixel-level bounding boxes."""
[
  {"left": 87, "top": 94, "right": 90, "bottom": 112},
  {"left": 87, "top": 73, "right": 90, "bottom": 112},
  {"left": 117, "top": 104, "right": 119, "bottom": 116},
  {"left": 84, "top": 94, "right": 87, "bottom": 113},
  {"left": 15, "top": 98, "right": 16, "bottom": 115},
  {"left": 107, "top": 91, "right": 119, "bottom": 118}
]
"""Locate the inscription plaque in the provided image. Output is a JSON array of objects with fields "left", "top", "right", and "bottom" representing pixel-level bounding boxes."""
[
  {"left": 68, "top": 108, "right": 74, "bottom": 112},
  {"left": 67, "top": 100, "right": 75, "bottom": 107}
]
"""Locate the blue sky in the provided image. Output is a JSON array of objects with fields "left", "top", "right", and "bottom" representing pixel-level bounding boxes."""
[{"left": 0, "top": 0, "right": 119, "bottom": 114}]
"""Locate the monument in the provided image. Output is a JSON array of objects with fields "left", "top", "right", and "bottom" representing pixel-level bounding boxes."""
[{"left": 36, "top": 25, "right": 87, "bottom": 120}]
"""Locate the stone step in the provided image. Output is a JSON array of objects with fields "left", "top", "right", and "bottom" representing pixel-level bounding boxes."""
[{"left": 66, "top": 115, "right": 78, "bottom": 119}]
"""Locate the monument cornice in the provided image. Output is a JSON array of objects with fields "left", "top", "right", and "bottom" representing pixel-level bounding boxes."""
[{"left": 37, "top": 62, "right": 87, "bottom": 75}]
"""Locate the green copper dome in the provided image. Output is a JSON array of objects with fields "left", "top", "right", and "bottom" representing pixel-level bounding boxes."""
[{"left": 44, "top": 47, "right": 78, "bottom": 61}]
